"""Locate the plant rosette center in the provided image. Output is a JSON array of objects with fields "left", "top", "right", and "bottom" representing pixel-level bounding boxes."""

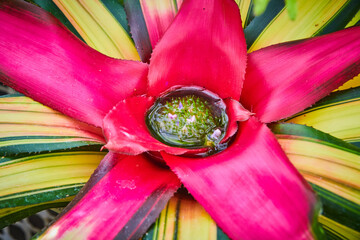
[{"left": 146, "top": 86, "right": 228, "bottom": 149}]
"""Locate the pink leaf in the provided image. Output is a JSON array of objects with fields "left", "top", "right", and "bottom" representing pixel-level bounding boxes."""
[
  {"left": 241, "top": 26, "right": 360, "bottom": 123},
  {"left": 41, "top": 152, "right": 180, "bottom": 240},
  {"left": 0, "top": 0, "right": 148, "bottom": 127},
  {"left": 162, "top": 117, "right": 318, "bottom": 239},
  {"left": 147, "top": 0, "right": 247, "bottom": 100},
  {"left": 102, "top": 95, "right": 194, "bottom": 155}
]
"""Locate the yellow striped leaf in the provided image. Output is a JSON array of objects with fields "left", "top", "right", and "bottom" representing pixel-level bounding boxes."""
[
  {"left": 272, "top": 123, "right": 360, "bottom": 235},
  {"left": 246, "top": 0, "right": 360, "bottom": 52},
  {"left": 335, "top": 74, "right": 360, "bottom": 91},
  {"left": 345, "top": 8, "right": 360, "bottom": 28},
  {"left": 0, "top": 95, "right": 106, "bottom": 227},
  {"left": 319, "top": 216, "right": 360, "bottom": 239},
  {"left": 0, "top": 95, "right": 104, "bottom": 143},
  {"left": 0, "top": 198, "right": 72, "bottom": 228},
  {"left": 235, "top": 0, "right": 253, "bottom": 27},
  {"left": 286, "top": 87, "right": 360, "bottom": 146},
  {"left": 53, "top": 0, "right": 140, "bottom": 60},
  {"left": 143, "top": 193, "right": 219, "bottom": 240}
]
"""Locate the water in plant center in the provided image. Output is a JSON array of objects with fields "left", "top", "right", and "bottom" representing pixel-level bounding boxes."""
[{"left": 146, "top": 86, "right": 228, "bottom": 149}]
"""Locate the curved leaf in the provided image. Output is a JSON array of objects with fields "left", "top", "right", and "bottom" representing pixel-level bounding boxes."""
[
  {"left": 123, "top": 0, "right": 153, "bottom": 62},
  {"left": 235, "top": 0, "right": 253, "bottom": 28},
  {"left": 241, "top": 27, "right": 360, "bottom": 123},
  {"left": 0, "top": 95, "right": 105, "bottom": 227},
  {"left": 143, "top": 192, "right": 222, "bottom": 240},
  {"left": 0, "top": 0, "right": 149, "bottom": 127},
  {"left": 286, "top": 87, "right": 360, "bottom": 146},
  {"left": 163, "top": 118, "right": 319, "bottom": 239},
  {"left": 0, "top": 95, "right": 105, "bottom": 144},
  {"left": 29, "top": 0, "right": 83, "bottom": 41},
  {"left": 99, "top": 0, "right": 130, "bottom": 34},
  {"left": 39, "top": 153, "right": 180, "bottom": 240},
  {"left": 271, "top": 123, "right": 360, "bottom": 235},
  {"left": 245, "top": 0, "right": 360, "bottom": 52},
  {"left": 52, "top": 0, "right": 139, "bottom": 59},
  {"left": 0, "top": 198, "right": 71, "bottom": 229},
  {"left": 335, "top": 75, "right": 360, "bottom": 91},
  {"left": 123, "top": 0, "right": 183, "bottom": 62}
]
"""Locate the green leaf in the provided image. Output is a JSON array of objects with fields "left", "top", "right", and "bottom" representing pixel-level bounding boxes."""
[
  {"left": 0, "top": 198, "right": 70, "bottom": 229},
  {"left": 310, "top": 184, "right": 360, "bottom": 232},
  {"left": 318, "top": 215, "right": 360, "bottom": 239},
  {"left": 0, "top": 95, "right": 106, "bottom": 227},
  {"left": 286, "top": 87, "right": 360, "bottom": 147},
  {"left": 253, "top": 0, "right": 270, "bottom": 16},
  {"left": 143, "top": 191, "right": 226, "bottom": 240},
  {"left": 345, "top": 8, "right": 360, "bottom": 28},
  {"left": 245, "top": 0, "right": 360, "bottom": 52},
  {"left": 123, "top": 0, "right": 153, "bottom": 62},
  {"left": 271, "top": 123, "right": 360, "bottom": 237},
  {"left": 28, "top": 0, "right": 83, "bottom": 41},
  {"left": 100, "top": 0, "right": 130, "bottom": 34},
  {"left": 142, "top": 120, "right": 360, "bottom": 240},
  {"left": 234, "top": 0, "right": 254, "bottom": 28},
  {"left": 51, "top": 0, "right": 139, "bottom": 60},
  {"left": 0, "top": 151, "right": 105, "bottom": 227},
  {"left": 285, "top": 0, "right": 297, "bottom": 20}
]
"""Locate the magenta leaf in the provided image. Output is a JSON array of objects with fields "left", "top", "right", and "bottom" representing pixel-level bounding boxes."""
[
  {"left": 0, "top": 0, "right": 148, "bottom": 127},
  {"left": 241, "top": 26, "right": 360, "bottom": 123},
  {"left": 103, "top": 95, "right": 193, "bottom": 155},
  {"left": 162, "top": 117, "right": 320, "bottom": 239},
  {"left": 41, "top": 152, "right": 180, "bottom": 239},
  {"left": 147, "top": 0, "right": 247, "bottom": 100}
]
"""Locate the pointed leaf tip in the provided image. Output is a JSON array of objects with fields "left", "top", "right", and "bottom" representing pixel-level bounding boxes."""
[{"left": 241, "top": 26, "right": 360, "bottom": 123}]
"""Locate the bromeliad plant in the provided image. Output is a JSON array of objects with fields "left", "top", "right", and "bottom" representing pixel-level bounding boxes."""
[{"left": 0, "top": 0, "right": 359, "bottom": 239}]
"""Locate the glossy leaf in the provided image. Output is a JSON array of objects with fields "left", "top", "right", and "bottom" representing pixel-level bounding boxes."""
[
  {"left": 143, "top": 192, "right": 220, "bottom": 240},
  {"left": 0, "top": 152, "right": 104, "bottom": 203},
  {"left": 0, "top": 1, "right": 149, "bottom": 127},
  {"left": 124, "top": 0, "right": 252, "bottom": 63},
  {"left": 103, "top": 96, "right": 191, "bottom": 155},
  {"left": 286, "top": 87, "right": 360, "bottom": 147},
  {"left": 0, "top": 152, "right": 105, "bottom": 221},
  {"left": 148, "top": 0, "right": 247, "bottom": 100},
  {"left": 145, "top": 185, "right": 360, "bottom": 239},
  {"left": 0, "top": 95, "right": 105, "bottom": 144},
  {"left": 0, "top": 94, "right": 105, "bottom": 227},
  {"left": 1, "top": 1, "right": 359, "bottom": 239},
  {"left": 146, "top": 128, "right": 360, "bottom": 240},
  {"left": 53, "top": 0, "right": 139, "bottom": 59},
  {"left": 0, "top": 198, "right": 72, "bottom": 229},
  {"left": 241, "top": 27, "right": 360, "bottom": 123},
  {"left": 271, "top": 123, "right": 360, "bottom": 235},
  {"left": 245, "top": 0, "right": 360, "bottom": 52},
  {"left": 163, "top": 117, "right": 319, "bottom": 239},
  {"left": 39, "top": 153, "right": 180, "bottom": 240}
]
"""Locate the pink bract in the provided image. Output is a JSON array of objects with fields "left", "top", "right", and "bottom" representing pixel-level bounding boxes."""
[{"left": 0, "top": 0, "right": 359, "bottom": 239}]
